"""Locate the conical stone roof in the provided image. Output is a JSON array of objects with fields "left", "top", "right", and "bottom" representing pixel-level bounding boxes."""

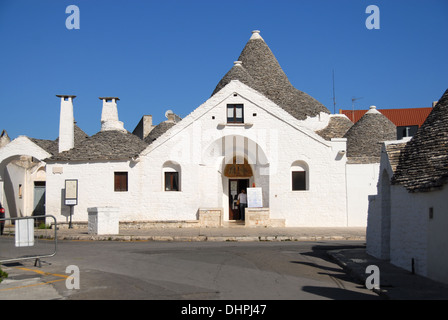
[
  {"left": 212, "top": 61, "right": 262, "bottom": 96},
  {"left": 212, "top": 31, "right": 329, "bottom": 120},
  {"left": 144, "top": 120, "right": 176, "bottom": 144},
  {"left": 48, "top": 130, "right": 148, "bottom": 161},
  {"left": 392, "top": 88, "right": 448, "bottom": 192},
  {"left": 344, "top": 106, "right": 396, "bottom": 163},
  {"left": 316, "top": 115, "right": 353, "bottom": 141}
]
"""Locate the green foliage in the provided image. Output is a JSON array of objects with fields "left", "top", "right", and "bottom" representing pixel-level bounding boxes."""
[{"left": 0, "top": 268, "right": 8, "bottom": 283}]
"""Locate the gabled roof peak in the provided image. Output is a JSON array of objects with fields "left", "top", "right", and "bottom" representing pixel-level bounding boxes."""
[{"left": 212, "top": 30, "right": 330, "bottom": 120}]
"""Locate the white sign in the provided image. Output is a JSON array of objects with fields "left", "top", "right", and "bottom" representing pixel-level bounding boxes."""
[
  {"left": 65, "top": 179, "right": 78, "bottom": 206},
  {"left": 15, "top": 219, "right": 34, "bottom": 247},
  {"left": 247, "top": 187, "right": 262, "bottom": 208}
]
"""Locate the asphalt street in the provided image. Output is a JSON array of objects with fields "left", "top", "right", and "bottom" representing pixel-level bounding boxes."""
[{"left": 0, "top": 240, "right": 380, "bottom": 301}]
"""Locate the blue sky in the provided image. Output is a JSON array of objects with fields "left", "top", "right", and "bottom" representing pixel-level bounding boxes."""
[{"left": 0, "top": 0, "right": 447, "bottom": 140}]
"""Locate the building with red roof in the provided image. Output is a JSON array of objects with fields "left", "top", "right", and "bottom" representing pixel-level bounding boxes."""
[{"left": 340, "top": 107, "right": 433, "bottom": 139}]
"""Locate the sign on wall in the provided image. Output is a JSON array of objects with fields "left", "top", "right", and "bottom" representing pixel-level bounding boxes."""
[
  {"left": 65, "top": 179, "right": 78, "bottom": 206},
  {"left": 247, "top": 187, "right": 263, "bottom": 208}
]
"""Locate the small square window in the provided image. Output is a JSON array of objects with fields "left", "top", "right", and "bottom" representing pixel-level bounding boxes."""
[
  {"left": 227, "top": 104, "right": 244, "bottom": 123},
  {"left": 114, "top": 172, "right": 128, "bottom": 192}
]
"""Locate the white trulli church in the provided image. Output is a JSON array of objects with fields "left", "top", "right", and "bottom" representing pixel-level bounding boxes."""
[{"left": 0, "top": 31, "right": 398, "bottom": 228}]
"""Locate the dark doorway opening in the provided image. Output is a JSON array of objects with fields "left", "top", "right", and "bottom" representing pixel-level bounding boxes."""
[{"left": 229, "top": 179, "right": 249, "bottom": 220}]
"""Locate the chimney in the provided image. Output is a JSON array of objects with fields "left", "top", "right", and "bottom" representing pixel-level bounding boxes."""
[
  {"left": 56, "top": 95, "right": 76, "bottom": 153},
  {"left": 99, "top": 97, "right": 126, "bottom": 132}
]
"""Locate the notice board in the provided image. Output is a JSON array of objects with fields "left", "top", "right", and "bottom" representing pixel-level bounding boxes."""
[{"left": 247, "top": 187, "right": 263, "bottom": 208}]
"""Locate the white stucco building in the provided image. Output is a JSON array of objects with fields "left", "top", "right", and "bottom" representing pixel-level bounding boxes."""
[
  {"left": 367, "top": 88, "right": 448, "bottom": 285},
  {"left": 0, "top": 31, "right": 399, "bottom": 228}
]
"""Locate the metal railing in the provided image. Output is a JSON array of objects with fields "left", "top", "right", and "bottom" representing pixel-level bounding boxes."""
[{"left": 0, "top": 215, "right": 57, "bottom": 267}]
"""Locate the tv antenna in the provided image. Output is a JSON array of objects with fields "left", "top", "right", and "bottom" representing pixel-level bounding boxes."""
[
  {"left": 351, "top": 97, "right": 363, "bottom": 122},
  {"left": 332, "top": 69, "right": 338, "bottom": 114}
]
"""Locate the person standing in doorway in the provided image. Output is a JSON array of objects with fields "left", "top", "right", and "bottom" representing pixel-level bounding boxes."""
[{"left": 237, "top": 189, "right": 247, "bottom": 220}]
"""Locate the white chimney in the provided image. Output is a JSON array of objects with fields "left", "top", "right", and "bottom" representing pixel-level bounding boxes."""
[
  {"left": 56, "top": 95, "right": 76, "bottom": 153},
  {"left": 99, "top": 97, "right": 126, "bottom": 132}
]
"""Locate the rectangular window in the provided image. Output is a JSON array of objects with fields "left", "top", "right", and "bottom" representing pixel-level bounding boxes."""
[
  {"left": 114, "top": 172, "right": 128, "bottom": 192},
  {"left": 292, "top": 171, "right": 306, "bottom": 191},
  {"left": 227, "top": 104, "right": 244, "bottom": 123},
  {"left": 165, "top": 172, "right": 179, "bottom": 191}
]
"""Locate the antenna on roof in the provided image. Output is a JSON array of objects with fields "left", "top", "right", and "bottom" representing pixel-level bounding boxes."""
[
  {"left": 332, "top": 69, "right": 336, "bottom": 114},
  {"left": 351, "top": 97, "right": 363, "bottom": 122}
]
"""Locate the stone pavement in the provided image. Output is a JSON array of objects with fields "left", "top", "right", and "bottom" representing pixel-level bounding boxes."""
[{"left": 3, "top": 226, "right": 448, "bottom": 299}]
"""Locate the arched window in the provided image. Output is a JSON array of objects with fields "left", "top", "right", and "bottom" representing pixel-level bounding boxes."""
[
  {"left": 291, "top": 161, "right": 309, "bottom": 191},
  {"left": 163, "top": 161, "right": 181, "bottom": 191}
]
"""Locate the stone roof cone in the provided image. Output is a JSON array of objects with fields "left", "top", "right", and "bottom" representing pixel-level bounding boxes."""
[
  {"left": 392, "top": 88, "right": 448, "bottom": 192},
  {"left": 212, "top": 30, "right": 330, "bottom": 120},
  {"left": 343, "top": 106, "right": 396, "bottom": 163},
  {"left": 212, "top": 61, "right": 261, "bottom": 96}
]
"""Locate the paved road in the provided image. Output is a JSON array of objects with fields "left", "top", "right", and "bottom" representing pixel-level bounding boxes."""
[{"left": 1, "top": 240, "right": 380, "bottom": 301}]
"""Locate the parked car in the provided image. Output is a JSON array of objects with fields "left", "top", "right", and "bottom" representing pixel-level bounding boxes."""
[{"left": 0, "top": 202, "right": 5, "bottom": 235}]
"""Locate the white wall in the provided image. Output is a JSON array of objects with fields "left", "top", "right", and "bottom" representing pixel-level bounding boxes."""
[
  {"left": 346, "top": 163, "right": 380, "bottom": 227},
  {"left": 390, "top": 186, "right": 448, "bottom": 284},
  {"left": 367, "top": 161, "right": 448, "bottom": 284},
  {"left": 46, "top": 161, "right": 145, "bottom": 223},
  {"left": 427, "top": 187, "right": 448, "bottom": 284},
  {"left": 389, "top": 185, "right": 429, "bottom": 276}
]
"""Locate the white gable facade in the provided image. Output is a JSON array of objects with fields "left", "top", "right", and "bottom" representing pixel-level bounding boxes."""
[{"left": 44, "top": 81, "right": 348, "bottom": 227}]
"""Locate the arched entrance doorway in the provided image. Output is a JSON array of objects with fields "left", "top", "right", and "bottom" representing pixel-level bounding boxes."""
[
  {"left": 203, "top": 134, "right": 270, "bottom": 222},
  {"left": 0, "top": 136, "right": 51, "bottom": 218},
  {"left": 225, "top": 157, "right": 253, "bottom": 220}
]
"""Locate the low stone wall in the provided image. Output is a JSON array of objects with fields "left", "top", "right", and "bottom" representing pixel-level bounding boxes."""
[
  {"left": 245, "top": 208, "right": 285, "bottom": 227},
  {"left": 52, "top": 207, "right": 287, "bottom": 230},
  {"left": 198, "top": 208, "right": 223, "bottom": 227},
  {"left": 120, "top": 220, "right": 200, "bottom": 229}
]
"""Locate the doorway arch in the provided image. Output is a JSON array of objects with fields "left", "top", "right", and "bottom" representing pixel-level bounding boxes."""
[
  {"left": 203, "top": 134, "right": 270, "bottom": 222},
  {"left": 0, "top": 136, "right": 51, "bottom": 217}
]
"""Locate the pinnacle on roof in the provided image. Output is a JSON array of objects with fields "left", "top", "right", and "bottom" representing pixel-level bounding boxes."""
[
  {"left": 344, "top": 106, "right": 396, "bottom": 163},
  {"left": 392, "top": 88, "right": 448, "bottom": 192},
  {"left": 212, "top": 30, "right": 330, "bottom": 120}
]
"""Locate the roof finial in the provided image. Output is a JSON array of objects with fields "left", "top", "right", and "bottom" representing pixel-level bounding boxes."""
[
  {"left": 366, "top": 105, "right": 381, "bottom": 114},
  {"left": 250, "top": 30, "right": 263, "bottom": 40}
]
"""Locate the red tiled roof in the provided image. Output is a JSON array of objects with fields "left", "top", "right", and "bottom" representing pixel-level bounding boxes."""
[{"left": 340, "top": 107, "right": 432, "bottom": 127}]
